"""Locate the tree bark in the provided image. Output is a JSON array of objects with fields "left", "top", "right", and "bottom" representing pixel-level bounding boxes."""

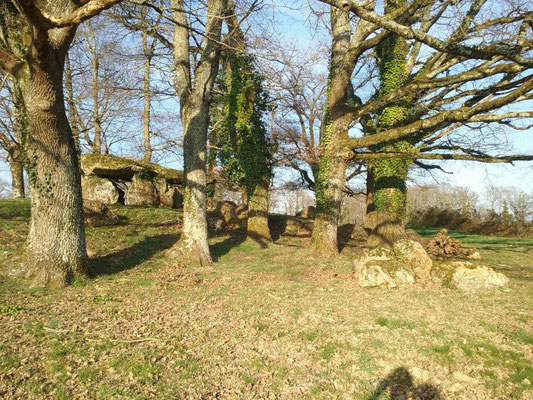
[
  {"left": 64, "top": 53, "right": 82, "bottom": 151},
  {"left": 3, "top": 46, "right": 89, "bottom": 287},
  {"left": 168, "top": 0, "right": 225, "bottom": 265},
  {"left": 9, "top": 155, "right": 25, "bottom": 199},
  {"left": 91, "top": 43, "right": 102, "bottom": 154},
  {"left": 366, "top": 0, "right": 411, "bottom": 248},
  {"left": 142, "top": 51, "right": 152, "bottom": 162},
  {"left": 246, "top": 178, "right": 271, "bottom": 245},
  {"left": 175, "top": 99, "right": 213, "bottom": 265},
  {"left": 310, "top": 7, "right": 351, "bottom": 256},
  {"left": 310, "top": 126, "right": 348, "bottom": 256},
  {"left": 142, "top": 6, "right": 153, "bottom": 162}
]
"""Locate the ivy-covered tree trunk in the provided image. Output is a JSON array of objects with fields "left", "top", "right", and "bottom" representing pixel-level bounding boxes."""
[
  {"left": 246, "top": 177, "right": 271, "bottom": 244},
  {"left": 310, "top": 8, "right": 351, "bottom": 256},
  {"left": 3, "top": 44, "right": 89, "bottom": 287},
  {"left": 310, "top": 126, "right": 348, "bottom": 255},
  {"left": 366, "top": 0, "right": 412, "bottom": 248},
  {"left": 9, "top": 155, "right": 25, "bottom": 199},
  {"left": 214, "top": 5, "right": 273, "bottom": 244}
]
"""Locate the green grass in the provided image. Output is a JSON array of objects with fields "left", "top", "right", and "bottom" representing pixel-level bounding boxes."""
[
  {"left": 375, "top": 317, "right": 415, "bottom": 330},
  {"left": 0, "top": 304, "right": 24, "bottom": 316},
  {"left": 510, "top": 328, "right": 533, "bottom": 345},
  {"left": 0, "top": 198, "right": 31, "bottom": 219}
]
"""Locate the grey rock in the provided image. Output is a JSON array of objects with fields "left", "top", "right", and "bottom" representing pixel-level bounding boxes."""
[
  {"left": 82, "top": 176, "right": 119, "bottom": 205},
  {"left": 125, "top": 175, "right": 158, "bottom": 206}
]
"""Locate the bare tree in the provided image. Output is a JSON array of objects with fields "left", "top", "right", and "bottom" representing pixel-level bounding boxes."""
[
  {"left": 65, "top": 15, "right": 137, "bottom": 155},
  {"left": 266, "top": 45, "right": 327, "bottom": 189}
]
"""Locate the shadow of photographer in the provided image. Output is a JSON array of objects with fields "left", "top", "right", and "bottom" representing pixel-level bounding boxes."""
[{"left": 367, "top": 367, "right": 443, "bottom": 400}]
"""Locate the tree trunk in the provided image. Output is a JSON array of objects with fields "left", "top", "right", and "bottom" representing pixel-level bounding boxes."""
[
  {"left": 3, "top": 48, "right": 88, "bottom": 287},
  {"left": 310, "top": 127, "right": 348, "bottom": 256},
  {"left": 65, "top": 53, "right": 81, "bottom": 151},
  {"left": 9, "top": 155, "right": 25, "bottom": 199},
  {"left": 246, "top": 178, "right": 271, "bottom": 245},
  {"left": 310, "top": 8, "right": 351, "bottom": 257},
  {"left": 170, "top": 101, "right": 212, "bottom": 265},
  {"left": 169, "top": 0, "right": 225, "bottom": 266},
  {"left": 142, "top": 21, "right": 153, "bottom": 162},
  {"left": 366, "top": 0, "right": 411, "bottom": 248},
  {"left": 364, "top": 162, "right": 375, "bottom": 230},
  {"left": 92, "top": 52, "right": 102, "bottom": 154}
]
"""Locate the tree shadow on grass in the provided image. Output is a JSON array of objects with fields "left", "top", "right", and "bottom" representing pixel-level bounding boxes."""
[
  {"left": 210, "top": 232, "right": 247, "bottom": 261},
  {"left": 90, "top": 233, "right": 180, "bottom": 276},
  {"left": 338, "top": 223, "right": 355, "bottom": 252},
  {"left": 210, "top": 228, "right": 275, "bottom": 260},
  {"left": 367, "top": 367, "right": 443, "bottom": 400}
]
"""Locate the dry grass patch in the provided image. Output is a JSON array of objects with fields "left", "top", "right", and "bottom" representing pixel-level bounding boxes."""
[{"left": 0, "top": 200, "right": 532, "bottom": 399}]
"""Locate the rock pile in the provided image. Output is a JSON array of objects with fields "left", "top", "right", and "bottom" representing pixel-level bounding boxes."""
[
  {"left": 354, "top": 238, "right": 508, "bottom": 292},
  {"left": 427, "top": 228, "right": 479, "bottom": 259},
  {"left": 83, "top": 200, "right": 120, "bottom": 227}
]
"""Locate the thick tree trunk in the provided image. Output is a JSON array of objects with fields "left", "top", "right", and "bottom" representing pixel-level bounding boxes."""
[
  {"left": 9, "top": 156, "right": 25, "bottom": 199},
  {"left": 3, "top": 52, "right": 88, "bottom": 287},
  {"left": 310, "top": 138, "right": 348, "bottom": 256},
  {"left": 170, "top": 101, "right": 212, "bottom": 265},
  {"left": 366, "top": 0, "right": 411, "bottom": 248},
  {"left": 310, "top": 7, "right": 351, "bottom": 256},
  {"left": 169, "top": 0, "right": 224, "bottom": 266},
  {"left": 310, "top": 118, "right": 348, "bottom": 256},
  {"left": 246, "top": 179, "right": 271, "bottom": 245}
]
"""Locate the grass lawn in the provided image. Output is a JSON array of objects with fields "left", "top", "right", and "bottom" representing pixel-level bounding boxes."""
[{"left": 1, "top": 199, "right": 532, "bottom": 399}]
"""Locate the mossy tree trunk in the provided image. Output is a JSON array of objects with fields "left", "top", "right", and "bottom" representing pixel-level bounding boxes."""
[
  {"left": 366, "top": 0, "right": 412, "bottom": 248},
  {"left": 223, "top": 52, "right": 272, "bottom": 244},
  {"left": 1, "top": 22, "right": 88, "bottom": 286},
  {"left": 310, "top": 8, "right": 352, "bottom": 256},
  {"left": 310, "top": 118, "right": 349, "bottom": 256}
]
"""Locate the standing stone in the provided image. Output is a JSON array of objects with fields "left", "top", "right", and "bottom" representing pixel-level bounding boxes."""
[
  {"left": 126, "top": 175, "right": 158, "bottom": 206},
  {"left": 155, "top": 179, "right": 182, "bottom": 208},
  {"left": 82, "top": 176, "right": 120, "bottom": 205}
]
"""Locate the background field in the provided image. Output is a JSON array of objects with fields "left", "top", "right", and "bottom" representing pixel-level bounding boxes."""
[{"left": 1, "top": 200, "right": 532, "bottom": 399}]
